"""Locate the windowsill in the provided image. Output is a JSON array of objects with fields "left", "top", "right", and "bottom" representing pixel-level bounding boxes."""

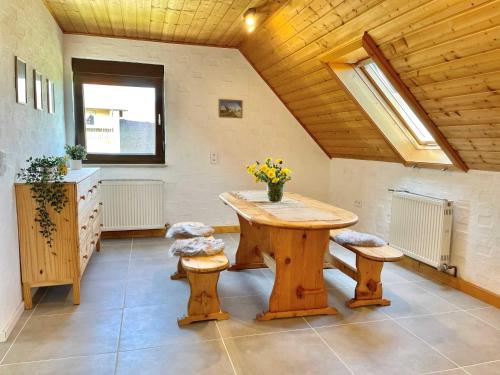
[{"left": 84, "top": 164, "right": 168, "bottom": 168}]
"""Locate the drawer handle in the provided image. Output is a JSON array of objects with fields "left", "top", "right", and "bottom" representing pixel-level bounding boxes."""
[
  {"left": 93, "top": 209, "right": 98, "bottom": 213},
  {"left": 93, "top": 184, "right": 98, "bottom": 189},
  {"left": 100, "top": 224, "right": 103, "bottom": 227},
  {"left": 99, "top": 202, "right": 103, "bottom": 206},
  {"left": 89, "top": 215, "right": 95, "bottom": 219},
  {"left": 88, "top": 188, "right": 94, "bottom": 193},
  {"left": 98, "top": 180, "right": 102, "bottom": 184},
  {"left": 80, "top": 195, "right": 86, "bottom": 200},
  {"left": 81, "top": 225, "right": 87, "bottom": 230},
  {"left": 95, "top": 233, "right": 99, "bottom": 237},
  {"left": 83, "top": 255, "right": 88, "bottom": 259},
  {"left": 91, "top": 241, "right": 95, "bottom": 245}
]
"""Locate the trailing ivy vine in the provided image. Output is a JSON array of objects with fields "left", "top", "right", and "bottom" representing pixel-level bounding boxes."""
[{"left": 18, "top": 156, "right": 69, "bottom": 247}]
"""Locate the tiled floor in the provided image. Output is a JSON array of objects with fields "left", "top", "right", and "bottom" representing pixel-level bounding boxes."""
[{"left": 0, "top": 234, "right": 498, "bottom": 375}]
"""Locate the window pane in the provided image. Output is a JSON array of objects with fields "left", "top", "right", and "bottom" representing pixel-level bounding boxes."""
[
  {"left": 83, "top": 84, "right": 156, "bottom": 155},
  {"left": 364, "top": 62, "right": 435, "bottom": 144}
]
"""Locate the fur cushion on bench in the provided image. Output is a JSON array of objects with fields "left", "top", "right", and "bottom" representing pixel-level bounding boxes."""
[
  {"left": 169, "top": 237, "right": 225, "bottom": 257},
  {"left": 334, "top": 230, "right": 386, "bottom": 247},
  {"left": 166, "top": 222, "right": 215, "bottom": 239}
]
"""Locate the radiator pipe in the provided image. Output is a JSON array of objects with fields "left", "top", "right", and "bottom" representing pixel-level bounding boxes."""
[
  {"left": 388, "top": 189, "right": 450, "bottom": 203},
  {"left": 437, "top": 263, "right": 458, "bottom": 277}
]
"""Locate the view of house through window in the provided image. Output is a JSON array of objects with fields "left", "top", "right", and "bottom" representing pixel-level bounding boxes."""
[
  {"left": 360, "top": 60, "right": 436, "bottom": 146},
  {"left": 83, "top": 84, "right": 156, "bottom": 155},
  {"left": 73, "top": 58, "right": 164, "bottom": 164}
]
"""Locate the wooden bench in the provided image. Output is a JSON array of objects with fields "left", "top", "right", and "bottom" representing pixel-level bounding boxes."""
[
  {"left": 327, "top": 229, "right": 404, "bottom": 308},
  {"left": 177, "top": 253, "right": 230, "bottom": 326}
]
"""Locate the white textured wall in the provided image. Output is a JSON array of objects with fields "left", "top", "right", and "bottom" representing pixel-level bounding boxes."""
[
  {"left": 63, "top": 35, "right": 331, "bottom": 225},
  {"left": 329, "top": 158, "right": 500, "bottom": 294},
  {"left": 0, "top": 1, "right": 65, "bottom": 337}
]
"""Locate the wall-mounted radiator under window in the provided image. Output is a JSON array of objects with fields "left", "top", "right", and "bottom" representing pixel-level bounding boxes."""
[
  {"left": 389, "top": 191, "right": 453, "bottom": 268},
  {"left": 101, "top": 180, "right": 165, "bottom": 231}
]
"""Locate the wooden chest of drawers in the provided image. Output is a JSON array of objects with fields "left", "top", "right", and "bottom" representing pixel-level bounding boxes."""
[{"left": 15, "top": 168, "right": 102, "bottom": 309}]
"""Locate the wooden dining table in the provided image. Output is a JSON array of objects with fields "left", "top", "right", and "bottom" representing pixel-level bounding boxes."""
[{"left": 219, "top": 191, "right": 358, "bottom": 321}]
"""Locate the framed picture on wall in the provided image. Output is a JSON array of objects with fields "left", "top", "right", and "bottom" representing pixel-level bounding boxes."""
[
  {"left": 47, "top": 79, "right": 55, "bottom": 114},
  {"left": 34, "top": 70, "right": 43, "bottom": 110},
  {"left": 219, "top": 99, "right": 243, "bottom": 118},
  {"left": 15, "top": 57, "right": 27, "bottom": 104}
]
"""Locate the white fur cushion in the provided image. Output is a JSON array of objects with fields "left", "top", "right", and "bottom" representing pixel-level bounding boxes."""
[
  {"left": 334, "top": 230, "right": 386, "bottom": 247},
  {"left": 166, "top": 222, "right": 215, "bottom": 239},
  {"left": 169, "top": 237, "right": 224, "bottom": 257}
]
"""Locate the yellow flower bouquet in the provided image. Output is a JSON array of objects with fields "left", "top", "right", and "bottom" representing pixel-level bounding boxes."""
[{"left": 246, "top": 158, "right": 292, "bottom": 202}]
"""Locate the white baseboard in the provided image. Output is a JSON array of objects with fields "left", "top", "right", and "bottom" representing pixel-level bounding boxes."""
[{"left": 0, "top": 301, "right": 24, "bottom": 342}]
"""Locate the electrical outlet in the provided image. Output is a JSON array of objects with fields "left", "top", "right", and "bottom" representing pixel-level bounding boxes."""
[
  {"left": 210, "top": 152, "right": 218, "bottom": 164},
  {"left": 354, "top": 200, "right": 362, "bottom": 208}
]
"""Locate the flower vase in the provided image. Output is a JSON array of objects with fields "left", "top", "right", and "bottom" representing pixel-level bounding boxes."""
[
  {"left": 267, "top": 183, "right": 284, "bottom": 202},
  {"left": 70, "top": 159, "right": 82, "bottom": 170}
]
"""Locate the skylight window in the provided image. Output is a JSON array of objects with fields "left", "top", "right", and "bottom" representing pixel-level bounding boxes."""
[{"left": 360, "top": 60, "right": 436, "bottom": 146}]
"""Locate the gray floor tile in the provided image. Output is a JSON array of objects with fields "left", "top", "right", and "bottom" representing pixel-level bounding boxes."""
[
  {"left": 323, "top": 268, "right": 357, "bottom": 289},
  {"left": 3, "top": 309, "right": 121, "bottom": 364},
  {"left": 464, "top": 360, "right": 500, "bottom": 375},
  {"left": 397, "top": 311, "right": 500, "bottom": 366},
  {"left": 416, "top": 279, "right": 489, "bottom": 309},
  {"left": 127, "top": 258, "right": 177, "bottom": 280},
  {"left": 218, "top": 269, "right": 271, "bottom": 298},
  {"left": 258, "top": 268, "right": 274, "bottom": 282},
  {"left": 92, "top": 246, "right": 131, "bottom": 263},
  {"left": 116, "top": 340, "right": 233, "bottom": 375},
  {"left": 132, "top": 237, "right": 171, "bottom": 246},
  {"left": 317, "top": 319, "right": 456, "bottom": 375},
  {"left": 83, "top": 259, "right": 130, "bottom": 282},
  {"left": 124, "top": 275, "right": 189, "bottom": 312},
  {"left": 0, "top": 317, "right": 28, "bottom": 362},
  {"left": 225, "top": 329, "right": 351, "bottom": 375},
  {"left": 33, "top": 279, "right": 126, "bottom": 316},
  {"left": 0, "top": 353, "right": 116, "bottom": 375},
  {"left": 3, "top": 235, "right": 496, "bottom": 374},
  {"left": 100, "top": 238, "right": 132, "bottom": 248},
  {"left": 382, "top": 262, "right": 428, "bottom": 283},
  {"left": 131, "top": 240, "right": 173, "bottom": 260},
  {"left": 382, "top": 282, "right": 458, "bottom": 318},
  {"left": 305, "top": 284, "right": 389, "bottom": 328},
  {"left": 119, "top": 304, "right": 220, "bottom": 351},
  {"left": 218, "top": 294, "right": 309, "bottom": 338},
  {"left": 466, "top": 307, "right": 500, "bottom": 329}
]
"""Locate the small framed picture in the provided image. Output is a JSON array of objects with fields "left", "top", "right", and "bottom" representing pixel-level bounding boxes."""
[
  {"left": 47, "top": 79, "right": 55, "bottom": 114},
  {"left": 34, "top": 70, "right": 43, "bottom": 110},
  {"left": 219, "top": 99, "right": 243, "bottom": 118},
  {"left": 15, "top": 57, "right": 27, "bottom": 104}
]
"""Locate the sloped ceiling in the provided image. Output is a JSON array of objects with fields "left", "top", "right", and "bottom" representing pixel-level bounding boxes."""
[
  {"left": 45, "top": 0, "right": 500, "bottom": 171},
  {"left": 239, "top": 0, "right": 500, "bottom": 171}
]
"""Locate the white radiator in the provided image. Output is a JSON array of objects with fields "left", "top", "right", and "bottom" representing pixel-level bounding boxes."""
[
  {"left": 101, "top": 180, "right": 165, "bottom": 231},
  {"left": 389, "top": 191, "right": 453, "bottom": 268}
]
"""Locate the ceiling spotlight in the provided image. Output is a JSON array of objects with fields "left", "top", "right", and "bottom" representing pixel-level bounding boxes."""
[{"left": 244, "top": 8, "right": 256, "bottom": 32}]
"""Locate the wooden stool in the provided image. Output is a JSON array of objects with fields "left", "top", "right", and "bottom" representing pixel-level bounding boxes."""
[
  {"left": 177, "top": 253, "right": 230, "bottom": 326},
  {"left": 328, "top": 229, "right": 404, "bottom": 308}
]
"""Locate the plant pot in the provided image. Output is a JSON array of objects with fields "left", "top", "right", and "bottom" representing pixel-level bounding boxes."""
[
  {"left": 267, "top": 183, "right": 284, "bottom": 202},
  {"left": 69, "top": 159, "right": 82, "bottom": 170}
]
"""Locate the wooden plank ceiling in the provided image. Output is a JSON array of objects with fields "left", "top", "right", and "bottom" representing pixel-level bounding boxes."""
[
  {"left": 45, "top": 0, "right": 500, "bottom": 172},
  {"left": 43, "top": 0, "right": 284, "bottom": 47}
]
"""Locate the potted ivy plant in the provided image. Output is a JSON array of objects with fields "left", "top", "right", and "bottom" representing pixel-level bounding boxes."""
[
  {"left": 65, "top": 144, "right": 87, "bottom": 170},
  {"left": 17, "top": 156, "right": 69, "bottom": 247}
]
